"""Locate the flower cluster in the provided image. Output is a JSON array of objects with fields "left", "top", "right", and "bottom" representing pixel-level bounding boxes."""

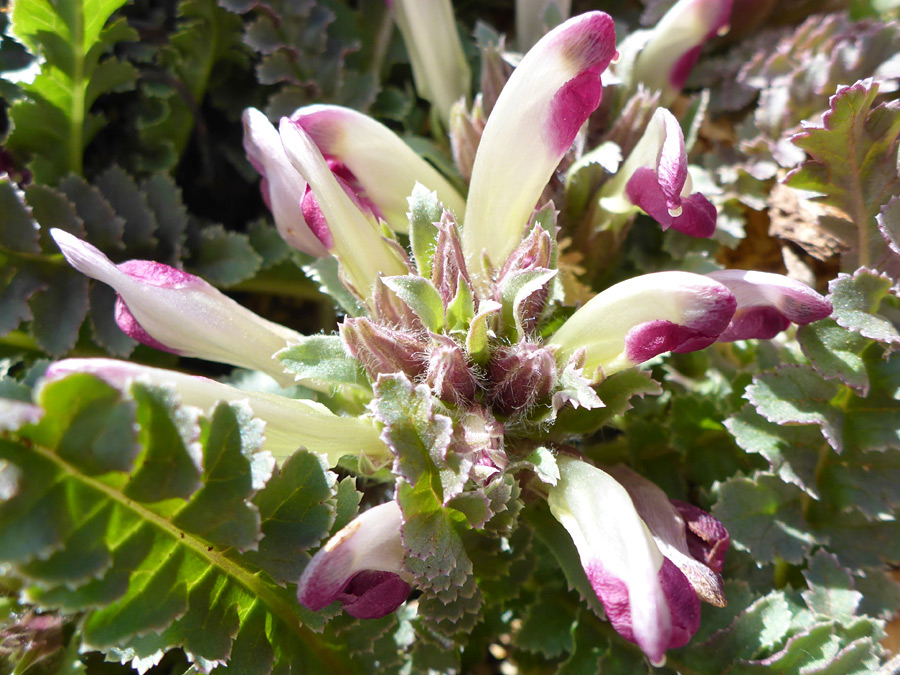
[{"left": 46, "top": 6, "right": 832, "bottom": 667}]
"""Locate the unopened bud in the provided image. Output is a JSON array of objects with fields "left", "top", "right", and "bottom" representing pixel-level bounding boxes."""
[
  {"left": 431, "top": 214, "right": 471, "bottom": 308},
  {"left": 496, "top": 224, "right": 553, "bottom": 286},
  {"left": 449, "top": 96, "right": 486, "bottom": 183},
  {"left": 426, "top": 336, "right": 477, "bottom": 404},
  {"left": 487, "top": 342, "right": 557, "bottom": 415},
  {"left": 340, "top": 318, "right": 427, "bottom": 381}
]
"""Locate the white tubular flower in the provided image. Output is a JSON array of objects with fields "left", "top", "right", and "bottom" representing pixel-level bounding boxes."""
[
  {"left": 279, "top": 118, "right": 409, "bottom": 302},
  {"left": 600, "top": 107, "right": 717, "bottom": 237},
  {"left": 548, "top": 456, "right": 700, "bottom": 666},
  {"left": 297, "top": 501, "right": 412, "bottom": 619},
  {"left": 43, "top": 359, "right": 388, "bottom": 467},
  {"left": 461, "top": 11, "right": 617, "bottom": 281},
  {"left": 706, "top": 270, "right": 832, "bottom": 341},
  {"left": 548, "top": 271, "right": 736, "bottom": 380},
  {"left": 290, "top": 105, "right": 466, "bottom": 233},
  {"left": 631, "top": 0, "right": 732, "bottom": 104},
  {"left": 242, "top": 108, "right": 328, "bottom": 257},
  {"left": 392, "top": 0, "right": 471, "bottom": 125},
  {"left": 51, "top": 229, "right": 300, "bottom": 387}
]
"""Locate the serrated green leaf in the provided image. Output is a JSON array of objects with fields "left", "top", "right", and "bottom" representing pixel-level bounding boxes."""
[
  {"left": 0, "top": 374, "right": 356, "bottom": 672},
  {"left": 701, "top": 591, "right": 794, "bottom": 661},
  {"left": 828, "top": 269, "right": 900, "bottom": 346},
  {"left": 798, "top": 319, "right": 871, "bottom": 394},
  {"left": 88, "top": 283, "right": 136, "bottom": 357},
  {"left": 786, "top": 80, "right": 900, "bottom": 271},
  {"left": 30, "top": 268, "right": 89, "bottom": 356},
  {"left": 188, "top": 225, "right": 262, "bottom": 287},
  {"left": 57, "top": 175, "right": 125, "bottom": 251},
  {"left": 802, "top": 551, "right": 862, "bottom": 624},
  {"left": 142, "top": 174, "right": 188, "bottom": 264},
  {"left": 94, "top": 166, "right": 158, "bottom": 254},
  {"left": 726, "top": 405, "right": 823, "bottom": 498},
  {"left": 243, "top": 450, "right": 337, "bottom": 586},
  {"left": 277, "top": 335, "right": 369, "bottom": 394},
  {"left": 372, "top": 374, "right": 452, "bottom": 490},
  {"left": 125, "top": 382, "right": 202, "bottom": 502},
  {"left": 745, "top": 365, "right": 843, "bottom": 452},
  {"left": 172, "top": 403, "right": 265, "bottom": 551},
  {"left": 713, "top": 473, "right": 820, "bottom": 564},
  {"left": 0, "top": 178, "right": 39, "bottom": 253},
  {"left": 549, "top": 369, "right": 661, "bottom": 439},
  {"left": 382, "top": 276, "right": 445, "bottom": 333},
  {"left": 514, "top": 586, "right": 575, "bottom": 658},
  {"left": 397, "top": 480, "right": 482, "bottom": 637},
  {"left": 7, "top": 0, "right": 138, "bottom": 182},
  {"left": 138, "top": 0, "right": 247, "bottom": 171}
]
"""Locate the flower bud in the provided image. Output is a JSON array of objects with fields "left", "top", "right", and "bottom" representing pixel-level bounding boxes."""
[
  {"left": 495, "top": 224, "right": 553, "bottom": 287},
  {"left": 51, "top": 229, "right": 300, "bottom": 386},
  {"left": 462, "top": 11, "right": 617, "bottom": 279},
  {"left": 449, "top": 96, "right": 485, "bottom": 183},
  {"left": 279, "top": 119, "right": 409, "bottom": 302},
  {"left": 430, "top": 214, "right": 471, "bottom": 308},
  {"left": 340, "top": 318, "right": 428, "bottom": 382},
  {"left": 426, "top": 336, "right": 477, "bottom": 404},
  {"left": 487, "top": 342, "right": 557, "bottom": 415},
  {"left": 291, "top": 105, "right": 466, "bottom": 232}
]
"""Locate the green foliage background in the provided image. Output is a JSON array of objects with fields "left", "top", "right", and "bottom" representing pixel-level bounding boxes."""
[{"left": 1, "top": 0, "right": 900, "bottom": 673}]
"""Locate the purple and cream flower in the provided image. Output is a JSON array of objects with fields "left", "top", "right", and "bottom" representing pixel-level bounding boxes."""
[
  {"left": 297, "top": 501, "right": 412, "bottom": 619},
  {"left": 286, "top": 105, "right": 466, "bottom": 235},
  {"left": 242, "top": 108, "right": 327, "bottom": 257},
  {"left": 547, "top": 456, "right": 702, "bottom": 666},
  {"left": 706, "top": 270, "right": 833, "bottom": 341},
  {"left": 548, "top": 271, "right": 737, "bottom": 380},
  {"left": 460, "top": 11, "right": 617, "bottom": 281},
  {"left": 600, "top": 107, "right": 717, "bottom": 238},
  {"left": 50, "top": 229, "right": 301, "bottom": 386},
  {"left": 630, "top": 0, "right": 733, "bottom": 104}
]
